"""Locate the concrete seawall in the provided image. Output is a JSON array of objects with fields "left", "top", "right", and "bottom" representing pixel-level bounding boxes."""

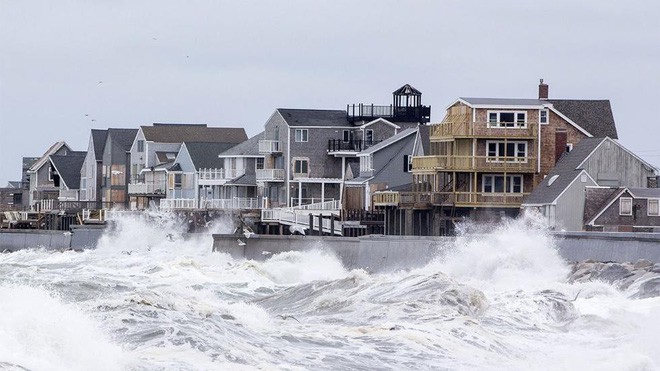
[
  {"left": 0, "top": 225, "right": 106, "bottom": 252},
  {"left": 213, "top": 232, "right": 660, "bottom": 273}
]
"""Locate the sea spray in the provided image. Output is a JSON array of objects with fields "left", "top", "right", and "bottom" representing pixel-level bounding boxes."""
[{"left": 0, "top": 211, "right": 658, "bottom": 370}]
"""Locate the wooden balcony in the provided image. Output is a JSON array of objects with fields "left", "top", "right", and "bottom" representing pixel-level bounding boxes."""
[
  {"left": 430, "top": 121, "right": 538, "bottom": 140},
  {"left": 373, "top": 191, "right": 529, "bottom": 208},
  {"left": 412, "top": 155, "right": 537, "bottom": 173}
]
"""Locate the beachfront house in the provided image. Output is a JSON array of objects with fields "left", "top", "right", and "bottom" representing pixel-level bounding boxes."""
[
  {"left": 27, "top": 141, "right": 73, "bottom": 210},
  {"left": 583, "top": 187, "right": 660, "bottom": 232},
  {"left": 379, "top": 80, "right": 619, "bottom": 235},
  {"left": 522, "top": 137, "right": 659, "bottom": 231},
  {"left": 258, "top": 84, "right": 430, "bottom": 210},
  {"left": 127, "top": 123, "right": 247, "bottom": 210},
  {"left": 80, "top": 129, "right": 108, "bottom": 205},
  {"left": 48, "top": 151, "right": 87, "bottom": 203}
]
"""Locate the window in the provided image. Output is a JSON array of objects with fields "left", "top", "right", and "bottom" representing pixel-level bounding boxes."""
[
  {"left": 482, "top": 174, "right": 523, "bottom": 193},
  {"left": 256, "top": 158, "right": 264, "bottom": 170},
  {"left": 486, "top": 141, "right": 527, "bottom": 162},
  {"left": 294, "top": 159, "right": 308, "bottom": 174},
  {"left": 648, "top": 199, "right": 660, "bottom": 216},
  {"left": 343, "top": 130, "right": 351, "bottom": 142},
  {"left": 174, "top": 174, "right": 182, "bottom": 188},
  {"left": 365, "top": 129, "right": 374, "bottom": 144},
  {"left": 137, "top": 140, "right": 144, "bottom": 152},
  {"left": 619, "top": 197, "right": 632, "bottom": 216},
  {"left": 48, "top": 165, "right": 54, "bottom": 181},
  {"left": 295, "top": 129, "right": 308, "bottom": 142},
  {"left": 360, "top": 155, "right": 373, "bottom": 173},
  {"left": 539, "top": 109, "right": 548, "bottom": 124},
  {"left": 566, "top": 143, "right": 573, "bottom": 153},
  {"left": 403, "top": 155, "right": 411, "bottom": 173},
  {"left": 487, "top": 111, "right": 527, "bottom": 128}
]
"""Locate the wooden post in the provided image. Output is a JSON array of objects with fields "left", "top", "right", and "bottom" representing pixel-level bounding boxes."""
[
  {"left": 318, "top": 214, "right": 323, "bottom": 236},
  {"left": 309, "top": 213, "right": 313, "bottom": 235},
  {"left": 330, "top": 216, "right": 335, "bottom": 236}
]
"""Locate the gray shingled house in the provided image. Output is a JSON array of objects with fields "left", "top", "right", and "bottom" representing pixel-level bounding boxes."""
[
  {"left": 27, "top": 141, "right": 73, "bottom": 209},
  {"left": 522, "top": 137, "right": 658, "bottom": 230},
  {"left": 80, "top": 129, "right": 108, "bottom": 204},
  {"left": 128, "top": 123, "right": 247, "bottom": 210},
  {"left": 257, "top": 84, "right": 431, "bottom": 210},
  {"left": 48, "top": 152, "right": 87, "bottom": 202},
  {"left": 583, "top": 187, "right": 660, "bottom": 232}
]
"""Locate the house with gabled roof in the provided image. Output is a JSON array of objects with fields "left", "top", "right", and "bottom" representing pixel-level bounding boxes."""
[
  {"left": 257, "top": 84, "right": 431, "bottom": 210},
  {"left": 583, "top": 187, "right": 660, "bottom": 232},
  {"left": 402, "top": 80, "right": 621, "bottom": 234},
  {"left": 128, "top": 123, "right": 247, "bottom": 210},
  {"left": 49, "top": 152, "right": 87, "bottom": 202},
  {"left": 27, "top": 141, "right": 73, "bottom": 208},
  {"left": 80, "top": 129, "right": 108, "bottom": 204},
  {"left": 522, "top": 137, "right": 658, "bottom": 231},
  {"left": 99, "top": 128, "right": 138, "bottom": 207},
  {"left": 345, "top": 127, "right": 423, "bottom": 210}
]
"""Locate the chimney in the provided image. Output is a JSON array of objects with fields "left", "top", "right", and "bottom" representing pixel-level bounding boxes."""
[
  {"left": 555, "top": 129, "right": 567, "bottom": 164},
  {"left": 539, "top": 79, "right": 549, "bottom": 100}
]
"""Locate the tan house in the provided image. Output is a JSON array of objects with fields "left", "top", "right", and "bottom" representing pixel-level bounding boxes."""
[{"left": 374, "top": 80, "right": 618, "bottom": 235}]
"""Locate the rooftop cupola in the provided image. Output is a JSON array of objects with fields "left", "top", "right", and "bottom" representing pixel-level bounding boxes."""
[{"left": 347, "top": 84, "right": 431, "bottom": 123}]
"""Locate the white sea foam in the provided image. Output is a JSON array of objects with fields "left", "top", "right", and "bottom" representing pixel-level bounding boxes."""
[{"left": 0, "top": 211, "right": 658, "bottom": 370}]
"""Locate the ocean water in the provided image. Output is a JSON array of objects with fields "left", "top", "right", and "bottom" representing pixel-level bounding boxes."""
[{"left": 1, "top": 213, "right": 659, "bottom": 371}]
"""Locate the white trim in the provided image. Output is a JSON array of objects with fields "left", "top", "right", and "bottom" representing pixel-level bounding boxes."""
[
  {"left": 481, "top": 174, "right": 523, "bottom": 193},
  {"left": 619, "top": 197, "right": 633, "bottom": 216},
  {"left": 586, "top": 187, "right": 629, "bottom": 226},
  {"left": 547, "top": 106, "right": 592, "bottom": 137},
  {"left": 359, "top": 118, "right": 400, "bottom": 130},
  {"left": 218, "top": 154, "right": 265, "bottom": 159},
  {"left": 576, "top": 137, "right": 659, "bottom": 172},
  {"left": 446, "top": 98, "right": 548, "bottom": 111},
  {"left": 539, "top": 109, "right": 549, "bottom": 125},
  {"left": 294, "top": 129, "right": 308, "bottom": 142},
  {"left": 553, "top": 170, "right": 597, "bottom": 205},
  {"left": 486, "top": 110, "right": 528, "bottom": 128},
  {"left": 485, "top": 140, "right": 528, "bottom": 163},
  {"left": 648, "top": 198, "right": 660, "bottom": 216}
]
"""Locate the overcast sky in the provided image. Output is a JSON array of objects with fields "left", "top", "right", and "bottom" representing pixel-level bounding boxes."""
[{"left": 1, "top": 0, "right": 659, "bottom": 185}]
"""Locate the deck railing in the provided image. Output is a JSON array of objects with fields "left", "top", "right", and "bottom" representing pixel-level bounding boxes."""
[
  {"left": 430, "top": 121, "right": 538, "bottom": 139},
  {"left": 256, "top": 169, "right": 285, "bottom": 181},
  {"left": 412, "top": 155, "right": 537, "bottom": 173},
  {"left": 373, "top": 191, "right": 529, "bottom": 208},
  {"left": 258, "top": 140, "right": 282, "bottom": 154},
  {"left": 327, "top": 139, "right": 381, "bottom": 152},
  {"left": 128, "top": 182, "right": 167, "bottom": 195}
]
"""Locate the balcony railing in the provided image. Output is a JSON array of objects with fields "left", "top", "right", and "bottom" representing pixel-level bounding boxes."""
[
  {"left": 347, "top": 104, "right": 431, "bottom": 123},
  {"left": 256, "top": 168, "right": 285, "bottom": 181},
  {"left": 373, "top": 191, "right": 529, "bottom": 208},
  {"left": 198, "top": 168, "right": 245, "bottom": 182},
  {"left": 259, "top": 140, "right": 282, "bottom": 154},
  {"left": 327, "top": 139, "right": 381, "bottom": 152},
  {"left": 412, "top": 155, "right": 537, "bottom": 173},
  {"left": 128, "top": 182, "right": 167, "bottom": 195},
  {"left": 201, "top": 197, "right": 263, "bottom": 210},
  {"left": 290, "top": 199, "right": 339, "bottom": 209},
  {"left": 430, "top": 121, "right": 538, "bottom": 140}
]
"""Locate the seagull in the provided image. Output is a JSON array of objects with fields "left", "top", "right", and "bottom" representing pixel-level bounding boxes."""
[
  {"left": 237, "top": 239, "right": 246, "bottom": 246},
  {"left": 243, "top": 226, "right": 255, "bottom": 239},
  {"left": 97, "top": 81, "right": 103, "bottom": 85},
  {"left": 276, "top": 314, "right": 300, "bottom": 323},
  {"left": 166, "top": 233, "right": 175, "bottom": 242},
  {"left": 289, "top": 225, "right": 306, "bottom": 236}
]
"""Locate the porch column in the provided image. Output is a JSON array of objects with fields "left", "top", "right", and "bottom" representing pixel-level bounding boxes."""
[
  {"left": 298, "top": 180, "right": 302, "bottom": 206},
  {"left": 321, "top": 182, "right": 325, "bottom": 204}
]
